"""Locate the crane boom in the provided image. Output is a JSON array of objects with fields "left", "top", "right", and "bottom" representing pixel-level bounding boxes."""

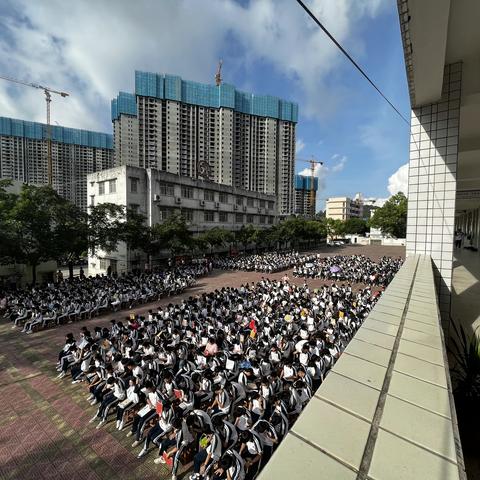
[
  {"left": 0, "top": 74, "right": 70, "bottom": 185},
  {"left": 0, "top": 74, "right": 69, "bottom": 97}
]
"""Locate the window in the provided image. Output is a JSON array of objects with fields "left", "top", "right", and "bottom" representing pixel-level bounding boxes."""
[
  {"left": 109, "top": 179, "right": 117, "bottom": 194},
  {"left": 130, "top": 177, "right": 139, "bottom": 193},
  {"left": 259, "top": 199, "right": 266, "bottom": 208},
  {"left": 268, "top": 201, "right": 274, "bottom": 210},
  {"left": 235, "top": 213, "right": 244, "bottom": 223},
  {"left": 99, "top": 258, "right": 108, "bottom": 270},
  {"left": 268, "top": 216, "right": 274, "bottom": 224},
  {"left": 98, "top": 181, "right": 105, "bottom": 195},
  {"left": 247, "top": 214, "right": 254, "bottom": 223},
  {"left": 128, "top": 204, "right": 140, "bottom": 213},
  {"left": 219, "top": 192, "right": 228, "bottom": 203},
  {"left": 204, "top": 190, "right": 215, "bottom": 202},
  {"left": 219, "top": 211, "right": 228, "bottom": 222},
  {"left": 158, "top": 207, "right": 173, "bottom": 220},
  {"left": 247, "top": 197, "right": 255, "bottom": 207},
  {"left": 259, "top": 216, "right": 266, "bottom": 224},
  {"left": 181, "top": 185, "right": 193, "bottom": 199},
  {"left": 159, "top": 182, "right": 175, "bottom": 196},
  {"left": 89, "top": 195, "right": 95, "bottom": 206},
  {"left": 236, "top": 196, "right": 243, "bottom": 206},
  {"left": 181, "top": 209, "right": 193, "bottom": 221},
  {"left": 204, "top": 211, "right": 214, "bottom": 222}
]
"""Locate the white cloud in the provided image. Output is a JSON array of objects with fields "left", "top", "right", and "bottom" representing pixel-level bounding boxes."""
[
  {"left": 331, "top": 155, "right": 347, "bottom": 172},
  {"left": 0, "top": 0, "right": 388, "bottom": 131},
  {"left": 387, "top": 163, "right": 409, "bottom": 195},
  {"left": 296, "top": 138, "right": 306, "bottom": 154}
]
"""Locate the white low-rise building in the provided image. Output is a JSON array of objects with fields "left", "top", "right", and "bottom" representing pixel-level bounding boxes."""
[{"left": 87, "top": 165, "right": 278, "bottom": 275}]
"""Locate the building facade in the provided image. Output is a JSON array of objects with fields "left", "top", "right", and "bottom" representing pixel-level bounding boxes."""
[
  {"left": 0, "top": 116, "right": 113, "bottom": 210},
  {"left": 398, "top": 0, "right": 480, "bottom": 325},
  {"left": 325, "top": 194, "right": 364, "bottom": 221},
  {"left": 87, "top": 165, "right": 278, "bottom": 275},
  {"left": 111, "top": 72, "right": 298, "bottom": 215},
  {"left": 294, "top": 174, "right": 318, "bottom": 216}
]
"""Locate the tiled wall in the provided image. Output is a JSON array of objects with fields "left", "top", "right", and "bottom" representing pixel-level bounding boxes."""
[{"left": 406, "top": 63, "right": 462, "bottom": 324}]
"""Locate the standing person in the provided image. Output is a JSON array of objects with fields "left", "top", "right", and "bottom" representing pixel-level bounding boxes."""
[{"left": 455, "top": 230, "right": 463, "bottom": 249}]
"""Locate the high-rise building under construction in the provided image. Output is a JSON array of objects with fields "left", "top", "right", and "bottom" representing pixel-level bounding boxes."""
[
  {"left": 111, "top": 71, "right": 298, "bottom": 215},
  {"left": 0, "top": 117, "right": 113, "bottom": 210}
]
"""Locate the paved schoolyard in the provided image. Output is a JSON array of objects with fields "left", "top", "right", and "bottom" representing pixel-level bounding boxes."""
[{"left": 0, "top": 245, "right": 404, "bottom": 480}]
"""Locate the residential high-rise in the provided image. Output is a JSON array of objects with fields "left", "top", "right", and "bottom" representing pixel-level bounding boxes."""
[
  {"left": 111, "top": 71, "right": 298, "bottom": 215},
  {"left": 325, "top": 193, "right": 364, "bottom": 221},
  {"left": 294, "top": 174, "right": 318, "bottom": 216},
  {"left": 0, "top": 116, "right": 113, "bottom": 210}
]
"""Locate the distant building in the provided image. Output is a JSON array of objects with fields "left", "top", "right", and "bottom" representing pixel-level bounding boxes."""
[
  {"left": 294, "top": 174, "right": 318, "bottom": 216},
  {"left": 326, "top": 193, "right": 364, "bottom": 221},
  {"left": 362, "top": 197, "right": 387, "bottom": 220},
  {"left": 87, "top": 165, "right": 278, "bottom": 275},
  {"left": 0, "top": 116, "right": 113, "bottom": 210},
  {"left": 111, "top": 71, "right": 298, "bottom": 215}
]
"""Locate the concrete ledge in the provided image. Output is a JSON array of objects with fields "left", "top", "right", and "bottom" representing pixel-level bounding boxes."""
[{"left": 259, "top": 255, "right": 466, "bottom": 480}]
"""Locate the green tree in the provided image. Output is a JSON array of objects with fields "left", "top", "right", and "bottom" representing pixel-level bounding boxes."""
[
  {"left": 323, "top": 218, "right": 346, "bottom": 240},
  {"left": 6, "top": 185, "right": 62, "bottom": 284},
  {"left": 88, "top": 203, "right": 126, "bottom": 255},
  {"left": 52, "top": 200, "right": 89, "bottom": 280},
  {"left": 369, "top": 192, "right": 407, "bottom": 238},
  {"left": 156, "top": 214, "right": 193, "bottom": 257},
  {"left": 199, "top": 227, "right": 234, "bottom": 253},
  {"left": 0, "top": 180, "right": 19, "bottom": 263},
  {"left": 344, "top": 217, "right": 368, "bottom": 235}
]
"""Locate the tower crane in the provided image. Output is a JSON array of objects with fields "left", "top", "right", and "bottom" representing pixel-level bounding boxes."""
[
  {"left": 297, "top": 157, "right": 323, "bottom": 216},
  {"left": 215, "top": 60, "right": 223, "bottom": 86},
  {"left": 0, "top": 74, "right": 69, "bottom": 186}
]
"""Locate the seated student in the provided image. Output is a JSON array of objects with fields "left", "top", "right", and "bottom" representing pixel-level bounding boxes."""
[
  {"left": 238, "top": 430, "right": 263, "bottom": 480},
  {"left": 116, "top": 377, "right": 140, "bottom": 431},
  {"left": 21, "top": 309, "right": 43, "bottom": 334},
  {"left": 190, "top": 426, "right": 223, "bottom": 480},
  {"left": 137, "top": 399, "right": 174, "bottom": 458},
  {"left": 94, "top": 377, "right": 126, "bottom": 428},
  {"left": 212, "top": 415, "right": 238, "bottom": 451},
  {"left": 155, "top": 416, "right": 195, "bottom": 479},
  {"left": 128, "top": 380, "right": 158, "bottom": 447},
  {"left": 209, "top": 384, "right": 231, "bottom": 419},
  {"left": 210, "top": 450, "right": 246, "bottom": 480}
]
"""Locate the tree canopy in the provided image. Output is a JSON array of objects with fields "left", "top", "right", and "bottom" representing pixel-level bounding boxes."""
[{"left": 369, "top": 192, "right": 407, "bottom": 238}]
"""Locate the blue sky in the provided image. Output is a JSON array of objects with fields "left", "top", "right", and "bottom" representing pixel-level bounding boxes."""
[{"left": 0, "top": 0, "right": 410, "bottom": 207}]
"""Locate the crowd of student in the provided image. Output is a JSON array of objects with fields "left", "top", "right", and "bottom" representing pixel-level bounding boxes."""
[
  {"left": 55, "top": 277, "right": 381, "bottom": 480},
  {"left": 214, "top": 253, "right": 301, "bottom": 273},
  {"left": 293, "top": 254, "right": 402, "bottom": 287},
  {"left": 1, "top": 265, "right": 209, "bottom": 334}
]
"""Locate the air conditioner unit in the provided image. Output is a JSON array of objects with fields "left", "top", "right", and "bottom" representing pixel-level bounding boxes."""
[
  {"left": 215, "top": 202, "right": 220, "bottom": 209},
  {"left": 154, "top": 194, "right": 161, "bottom": 202},
  {"left": 175, "top": 197, "right": 182, "bottom": 204},
  {"left": 200, "top": 200, "right": 205, "bottom": 207}
]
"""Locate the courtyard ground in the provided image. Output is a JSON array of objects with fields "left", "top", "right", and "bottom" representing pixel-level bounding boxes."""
[{"left": 0, "top": 245, "right": 405, "bottom": 480}]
